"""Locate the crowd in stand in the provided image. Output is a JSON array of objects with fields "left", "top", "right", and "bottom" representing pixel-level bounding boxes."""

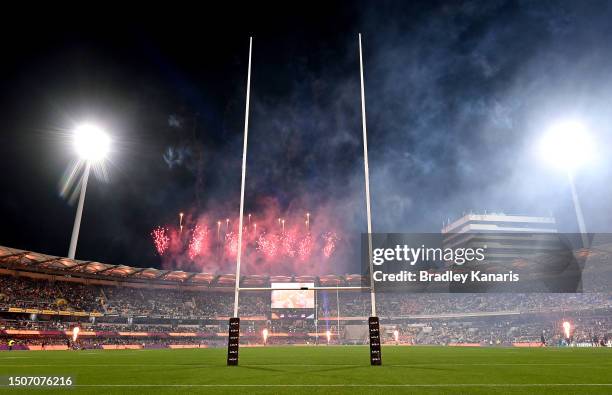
[
  {"left": 2, "top": 336, "right": 213, "bottom": 348},
  {"left": 0, "top": 319, "right": 219, "bottom": 334},
  {"left": 2, "top": 274, "right": 611, "bottom": 319},
  {"left": 1, "top": 274, "right": 611, "bottom": 348},
  {"left": 2, "top": 274, "right": 612, "bottom": 319},
  {"left": 0, "top": 276, "right": 102, "bottom": 312},
  {"left": 103, "top": 287, "right": 263, "bottom": 318},
  {"left": 2, "top": 315, "right": 610, "bottom": 348},
  {"left": 392, "top": 315, "right": 612, "bottom": 346},
  {"left": 318, "top": 292, "right": 612, "bottom": 318},
  {"left": 0, "top": 319, "right": 71, "bottom": 331}
]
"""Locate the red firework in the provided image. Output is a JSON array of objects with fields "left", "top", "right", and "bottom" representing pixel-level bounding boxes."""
[
  {"left": 256, "top": 232, "right": 278, "bottom": 258},
  {"left": 322, "top": 231, "right": 338, "bottom": 258},
  {"left": 225, "top": 231, "right": 238, "bottom": 257},
  {"left": 153, "top": 201, "right": 344, "bottom": 275},
  {"left": 297, "top": 233, "right": 313, "bottom": 260},
  {"left": 188, "top": 225, "right": 208, "bottom": 260},
  {"left": 151, "top": 226, "right": 170, "bottom": 256},
  {"left": 280, "top": 232, "right": 297, "bottom": 257}
]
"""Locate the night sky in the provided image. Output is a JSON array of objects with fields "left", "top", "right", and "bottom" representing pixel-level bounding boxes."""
[{"left": 1, "top": 1, "right": 611, "bottom": 273}]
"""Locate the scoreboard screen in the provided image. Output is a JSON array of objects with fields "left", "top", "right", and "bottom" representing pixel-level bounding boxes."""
[{"left": 270, "top": 283, "right": 315, "bottom": 309}]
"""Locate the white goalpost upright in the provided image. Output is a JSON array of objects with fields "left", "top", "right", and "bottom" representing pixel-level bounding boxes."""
[
  {"left": 358, "top": 33, "right": 376, "bottom": 318},
  {"left": 227, "top": 36, "right": 253, "bottom": 366},
  {"left": 233, "top": 36, "right": 253, "bottom": 319},
  {"left": 359, "top": 33, "right": 382, "bottom": 365}
]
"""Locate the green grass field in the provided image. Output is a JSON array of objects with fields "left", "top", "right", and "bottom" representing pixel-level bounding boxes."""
[{"left": 1, "top": 346, "right": 611, "bottom": 394}]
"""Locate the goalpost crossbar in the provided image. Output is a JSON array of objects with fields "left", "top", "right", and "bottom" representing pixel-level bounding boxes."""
[{"left": 237, "top": 286, "right": 369, "bottom": 291}]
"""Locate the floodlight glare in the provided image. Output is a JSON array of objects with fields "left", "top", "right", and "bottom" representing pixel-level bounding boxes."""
[
  {"left": 538, "top": 120, "right": 592, "bottom": 246},
  {"left": 68, "top": 123, "right": 111, "bottom": 260},
  {"left": 538, "top": 120, "right": 594, "bottom": 172},
  {"left": 74, "top": 124, "right": 110, "bottom": 162}
]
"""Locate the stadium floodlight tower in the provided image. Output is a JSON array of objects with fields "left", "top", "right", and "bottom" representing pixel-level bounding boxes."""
[
  {"left": 538, "top": 120, "right": 594, "bottom": 248},
  {"left": 67, "top": 124, "right": 110, "bottom": 259}
]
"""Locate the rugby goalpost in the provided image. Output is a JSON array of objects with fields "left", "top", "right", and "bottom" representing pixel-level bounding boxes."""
[{"left": 227, "top": 34, "right": 380, "bottom": 366}]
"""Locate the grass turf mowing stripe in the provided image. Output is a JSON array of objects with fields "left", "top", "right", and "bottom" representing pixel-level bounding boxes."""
[{"left": 13, "top": 383, "right": 611, "bottom": 387}]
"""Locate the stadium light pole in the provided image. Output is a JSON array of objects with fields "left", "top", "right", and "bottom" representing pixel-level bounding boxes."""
[
  {"left": 67, "top": 124, "right": 110, "bottom": 259},
  {"left": 538, "top": 120, "right": 594, "bottom": 248}
]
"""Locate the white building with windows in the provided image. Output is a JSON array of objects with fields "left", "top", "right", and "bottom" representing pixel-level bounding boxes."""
[{"left": 442, "top": 213, "right": 559, "bottom": 265}]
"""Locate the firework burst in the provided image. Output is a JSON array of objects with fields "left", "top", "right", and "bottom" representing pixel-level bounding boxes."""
[
  {"left": 280, "top": 231, "right": 297, "bottom": 257},
  {"left": 151, "top": 226, "right": 170, "bottom": 256},
  {"left": 188, "top": 225, "right": 208, "bottom": 260},
  {"left": 322, "top": 231, "right": 339, "bottom": 258},
  {"left": 152, "top": 201, "right": 344, "bottom": 274},
  {"left": 256, "top": 232, "right": 278, "bottom": 258},
  {"left": 225, "top": 231, "right": 239, "bottom": 257},
  {"left": 297, "top": 233, "right": 313, "bottom": 260}
]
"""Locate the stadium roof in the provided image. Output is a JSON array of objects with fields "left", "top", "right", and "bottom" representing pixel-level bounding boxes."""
[{"left": 0, "top": 246, "right": 363, "bottom": 287}]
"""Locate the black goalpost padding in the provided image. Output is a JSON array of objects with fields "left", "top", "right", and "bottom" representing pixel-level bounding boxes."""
[
  {"left": 227, "top": 317, "right": 240, "bottom": 365},
  {"left": 368, "top": 316, "right": 382, "bottom": 365}
]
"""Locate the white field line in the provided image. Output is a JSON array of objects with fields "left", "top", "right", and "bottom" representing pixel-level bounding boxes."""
[
  {"left": 4, "top": 383, "right": 608, "bottom": 388},
  {"left": 0, "top": 363, "right": 610, "bottom": 367}
]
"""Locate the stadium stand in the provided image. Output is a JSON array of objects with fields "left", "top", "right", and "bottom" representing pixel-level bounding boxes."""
[{"left": 1, "top": 245, "right": 611, "bottom": 349}]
